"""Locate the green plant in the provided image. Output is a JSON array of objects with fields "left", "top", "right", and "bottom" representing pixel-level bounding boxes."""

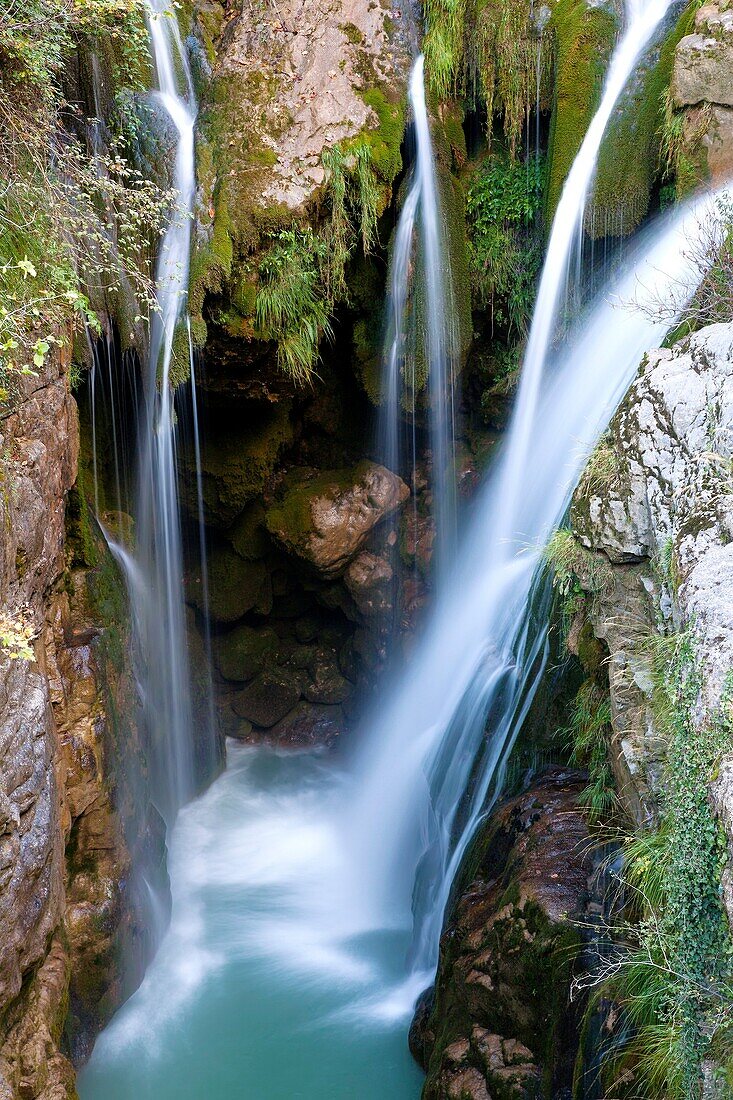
[
  {"left": 661, "top": 87, "right": 711, "bottom": 201},
  {"left": 466, "top": 154, "right": 544, "bottom": 337},
  {"left": 583, "top": 638, "right": 733, "bottom": 1098},
  {"left": 0, "top": 0, "right": 172, "bottom": 391},
  {"left": 423, "top": 0, "right": 553, "bottom": 157},
  {"left": 254, "top": 228, "right": 333, "bottom": 385},
  {"left": 564, "top": 679, "right": 617, "bottom": 825},
  {"left": 576, "top": 436, "right": 618, "bottom": 499}
]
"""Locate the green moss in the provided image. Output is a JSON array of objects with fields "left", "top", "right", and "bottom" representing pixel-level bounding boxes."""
[
  {"left": 424, "top": 0, "right": 553, "bottom": 157},
  {"left": 183, "top": 400, "right": 294, "bottom": 528},
  {"left": 190, "top": 68, "right": 292, "bottom": 346},
  {"left": 340, "top": 21, "right": 365, "bottom": 45},
  {"left": 190, "top": 58, "right": 407, "bottom": 380},
  {"left": 358, "top": 87, "right": 405, "bottom": 186},
  {"left": 546, "top": 0, "right": 618, "bottom": 222},
  {"left": 265, "top": 463, "right": 371, "bottom": 548},
  {"left": 589, "top": 2, "right": 700, "bottom": 236}
]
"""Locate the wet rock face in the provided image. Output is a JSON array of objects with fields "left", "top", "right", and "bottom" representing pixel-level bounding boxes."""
[
  {"left": 265, "top": 462, "right": 409, "bottom": 578},
  {"left": 673, "top": 5, "right": 733, "bottom": 108},
  {"left": 211, "top": 0, "right": 411, "bottom": 213},
  {"left": 412, "top": 769, "right": 592, "bottom": 1100}
]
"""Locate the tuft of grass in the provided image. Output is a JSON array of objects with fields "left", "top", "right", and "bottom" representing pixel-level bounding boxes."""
[
  {"left": 564, "top": 679, "right": 617, "bottom": 825},
  {"left": 576, "top": 436, "right": 618, "bottom": 500},
  {"left": 254, "top": 228, "right": 333, "bottom": 385},
  {"left": 580, "top": 638, "right": 733, "bottom": 1098}
]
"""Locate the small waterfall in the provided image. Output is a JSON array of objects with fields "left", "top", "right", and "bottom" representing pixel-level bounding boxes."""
[
  {"left": 344, "top": 0, "right": 677, "bottom": 982},
  {"left": 106, "top": 0, "right": 214, "bottom": 822},
  {"left": 380, "top": 56, "right": 458, "bottom": 574}
]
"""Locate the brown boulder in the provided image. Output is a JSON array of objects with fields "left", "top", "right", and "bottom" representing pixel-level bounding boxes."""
[
  {"left": 344, "top": 551, "right": 394, "bottom": 618},
  {"left": 266, "top": 462, "right": 409, "bottom": 578}
]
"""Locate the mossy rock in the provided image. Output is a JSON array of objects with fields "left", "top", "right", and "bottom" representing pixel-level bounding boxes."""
[
  {"left": 230, "top": 670, "right": 304, "bottom": 728},
  {"left": 228, "top": 500, "right": 271, "bottom": 561},
  {"left": 588, "top": 3, "right": 698, "bottom": 236},
  {"left": 213, "top": 623, "right": 279, "bottom": 682},
  {"left": 265, "top": 461, "right": 409, "bottom": 578},
  {"left": 179, "top": 400, "right": 294, "bottom": 528},
  {"left": 416, "top": 769, "right": 593, "bottom": 1100},
  {"left": 546, "top": 0, "right": 619, "bottom": 222},
  {"left": 188, "top": 544, "right": 269, "bottom": 624}
]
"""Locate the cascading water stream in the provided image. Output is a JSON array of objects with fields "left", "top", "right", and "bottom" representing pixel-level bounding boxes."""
[
  {"left": 501, "top": 0, "right": 674, "bottom": 532},
  {"left": 380, "top": 57, "right": 458, "bottom": 573},
  {"left": 79, "top": 187, "right": 728, "bottom": 1100},
  {"left": 340, "top": 0, "right": 679, "bottom": 984},
  {"left": 105, "top": 0, "right": 213, "bottom": 822}
]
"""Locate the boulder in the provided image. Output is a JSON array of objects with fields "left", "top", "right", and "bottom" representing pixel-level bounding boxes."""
[
  {"left": 207, "top": 0, "right": 411, "bottom": 215},
  {"left": 267, "top": 702, "right": 344, "bottom": 749},
  {"left": 303, "top": 646, "right": 353, "bottom": 705},
  {"left": 673, "top": 5, "right": 733, "bottom": 108},
  {"left": 228, "top": 501, "right": 271, "bottom": 561},
  {"left": 188, "top": 545, "right": 269, "bottom": 624},
  {"left": 213, "top": 623, "right": 280, "bottom": 683},
  {"left": 230, "top": 671, "right": 304, "bottom": 729},
  {"left": 413, "top": 769, "right": 592, "bottom": 1100},
  {"left": 266, "top": 462, "right": 409, "bottom": 578},
  {"left": 344, "top": 551, "right": 393, "bottom": 619}
]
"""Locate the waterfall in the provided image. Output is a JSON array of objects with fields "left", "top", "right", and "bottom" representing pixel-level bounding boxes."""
[
  {"left": 78, "top": 0, "right": 729, "bottom": 1074},
  {"left": 78, "top": 191, "right": 730, "bottom": 1098},
  {"left": 380, "top": 56, "right": 458, "bottom": 574},
  {"left": 105, "top": 0, "right": 213, "bottom": 822},
  {"left": 343, "top": 0, "right": 678, "bottom": 981}
]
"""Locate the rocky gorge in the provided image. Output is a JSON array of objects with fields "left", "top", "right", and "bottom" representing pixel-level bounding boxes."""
[{"left": 2, "top": 0, "right": 733, "bottom": 1097}]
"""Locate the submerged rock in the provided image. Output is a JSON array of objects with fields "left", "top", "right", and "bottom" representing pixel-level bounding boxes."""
[
  {"left": 413, "top": 769, "right": 592, "bottom": 1100},
  {"left": 265, "top": 462, "right": 409, "bottom": 578}
]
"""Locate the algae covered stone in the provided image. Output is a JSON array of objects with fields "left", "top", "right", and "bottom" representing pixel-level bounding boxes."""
[
  {"left": 179, "top": 402, "right": 294, "bottom": 529},
  {"left": 213, "top": 624, "right": 279, "bottom": 683},
  {"left": 265, "top": 461, "right": 409, "bottom": 578},
  {"left": 188, "top": 545, "right": 269, "bottom": 624}
]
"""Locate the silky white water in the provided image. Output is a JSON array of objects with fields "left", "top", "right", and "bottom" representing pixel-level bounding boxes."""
[
  {"left": 380, "top": 56, "right": 458, "bottom": 573},
  {"left": 112, "top": 0, "right": 214, "bottom": 821},
  {"left": 348, "top": 0, "right": 679, "bottom": 982}
]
